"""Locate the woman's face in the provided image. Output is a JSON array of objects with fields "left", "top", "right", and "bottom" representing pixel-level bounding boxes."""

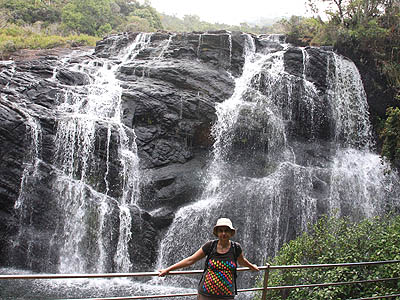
[{"left": 216, "top": 226, "right": 233, "bottom": 240}]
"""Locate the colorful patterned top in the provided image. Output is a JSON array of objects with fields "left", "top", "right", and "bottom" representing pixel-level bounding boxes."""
[{"left": 198, "top": 240, "right": 242, "bottom": 299}]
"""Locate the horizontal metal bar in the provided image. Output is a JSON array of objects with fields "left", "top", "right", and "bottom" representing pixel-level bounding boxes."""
[
  {"left": 267, "top": 277, "right": 400, "bottom": 290},
  {"left": 55, "top": 292, "right": 198, "bottom": 300},
  {"left": 54, "top": 288, "right": 270, "bottom": 300},
  {"left": 259, "top": 260, "right": 400, "bottom": 271},
  {"left": 0, "top": 270, "right": 199, "bottom": 280},
  {"left": 348, "top": 294, "right": 400, "bottom": 300},
  {"left": 52, "top": 283, "right": 400, "bottom": 300},
  {"left": 2, "top": 260, "right": 399, "bottom": 280}
]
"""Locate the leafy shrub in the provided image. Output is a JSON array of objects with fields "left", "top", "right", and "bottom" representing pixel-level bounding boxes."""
[
  {"left": 257, "top": 215, "right": 400, "bottom": 300},
  {"left": 0, "top": 40, "right": 16, "bottom": 53},
  {"left": 380, "top": 62, "right": 400, "bottom": 100},
  {"left": 118, "top": 15, "right": 152, "bottom": 33},
  {"left": 380, "top": 107, "right": 400, "bottom": 167},
  {"left": 0, "top": 0, "right": 61, "bottom": 25},
  {"left": 279, "top": 16, "right": 324, "bottom": 46},
  {"left": 131, "top": 6, "right": 162, "bottom": 30}
]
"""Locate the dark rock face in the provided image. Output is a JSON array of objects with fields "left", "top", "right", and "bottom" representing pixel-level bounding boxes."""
[{"left": 0, "top": 31, "right": 391, "bottom": 273}]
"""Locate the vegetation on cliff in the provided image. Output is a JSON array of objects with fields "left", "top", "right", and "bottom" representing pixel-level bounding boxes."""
[
  {"left": 259, "top": 215, "right": 400, "bottom": 299},
  {"left": 380, "top": 107, "right": 400, "bottom": 168}
]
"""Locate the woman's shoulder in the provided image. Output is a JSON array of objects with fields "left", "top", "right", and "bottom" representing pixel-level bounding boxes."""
[
  {"left": 202, "top": 240, "right": 217, "bottom": 254},
  {"left": 231, "top": 241, "right": 243, "bottom": 256}
]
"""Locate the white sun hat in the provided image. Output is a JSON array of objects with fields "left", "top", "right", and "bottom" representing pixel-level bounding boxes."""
[{"left": 213, "top": 218, "right": 236, "bottom": 237}]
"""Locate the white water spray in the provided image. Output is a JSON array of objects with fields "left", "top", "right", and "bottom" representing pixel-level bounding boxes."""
[{"left": 54, "top": 33, "right": 152, "bottom": 273}]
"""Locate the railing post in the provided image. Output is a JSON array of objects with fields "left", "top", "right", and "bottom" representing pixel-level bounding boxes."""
[{"left": 261, "top": 264, "right": 270, "bottom": 300}]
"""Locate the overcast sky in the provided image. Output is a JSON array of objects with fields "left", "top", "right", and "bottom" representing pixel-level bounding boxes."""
[{"left": 149, "top": 0, "right": 312, "bottom": 25}]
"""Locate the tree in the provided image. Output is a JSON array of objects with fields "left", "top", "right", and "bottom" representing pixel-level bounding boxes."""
[
  {"left": 131, "top": 6, "right": 162, "bottom": 30},
  {"left": 114, "top": 0, "right": 140, "bottom": 17},
  {"left": 119, "top": 15, "right": 152, "bottom": 32},
  {"left": 307, "top": 0, "right": 395, "bottom": 26},
  {"left": 279, "top": 16, "right": 323, "bottom": 46},
  {"left": 0, "top": 0, "right": 62, "bottom": 25},
  {"left": 307, "top": 0, "right": 349, "bottom": 23},
  {"left": 61, "top": 0, "right": 114, "bottom": 36}
]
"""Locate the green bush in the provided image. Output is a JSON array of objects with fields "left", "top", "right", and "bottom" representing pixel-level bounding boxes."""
[
  {"left": 0, "top": 0, "right": 61, "bottom": 25},
  {"left": 118, "top": 15, "right": 152, "bottom": 33},
  {"left": 380, "top": 107, "right": 400, "bottom": 167},
  {"left": 257, "top": 215, "right": 400, "bottom": 300},
  {"left": 131, "top": 6, "right": 162, "bottom": 30}
]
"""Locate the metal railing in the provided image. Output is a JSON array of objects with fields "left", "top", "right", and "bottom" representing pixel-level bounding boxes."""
[{"left": 1, "top": 260, "right": 399, "bottom": 300}]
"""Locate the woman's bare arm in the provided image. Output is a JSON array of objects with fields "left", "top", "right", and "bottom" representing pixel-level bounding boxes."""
[
  {"left": 158, "top": 247, "right": 206, "bottom": 276},
  {"left": 237, "top": 253, "right": 259, "bottom": 271}
]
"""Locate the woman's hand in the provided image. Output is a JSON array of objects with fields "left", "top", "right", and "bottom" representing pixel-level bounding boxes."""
[
  {"left": 158, "top": 269, "right": 169, "bottom": 277},
  {"left": 249, "top": 263, "right": 259, "bottom": 271},
  {"left": 238, "top": 253, "right": 260, "bottom": 271}
]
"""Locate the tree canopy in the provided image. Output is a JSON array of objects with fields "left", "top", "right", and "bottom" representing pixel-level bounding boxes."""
[{"left": 0, "top": 0, "right": 163, "bottom": 36}]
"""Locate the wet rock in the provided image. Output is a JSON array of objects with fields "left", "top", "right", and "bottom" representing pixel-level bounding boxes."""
[
  {"left": 56, "top": 68, "right": 90, "bottom": 86},
  {"left": 150, "top": 207, "right": 175, "bottom": 229}
]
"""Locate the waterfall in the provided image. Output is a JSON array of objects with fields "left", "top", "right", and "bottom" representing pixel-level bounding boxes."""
[
  {"left": 154, "top": 34, "right": 175, "bottom": 60},
  {"left": 9, "top": 33, "right": 153, "bottom": 274},
  {"left": 156, "top": 37, "right": 400, "bottom": 291},
  {"left": 54, "top": 33, "right": 153, "bottom": 273},
  {"left": 156, "top": 34, "right": 293, "bottom": 287},
  {"left": 328, "top": 53, "right": 373, "bottom": 149}
]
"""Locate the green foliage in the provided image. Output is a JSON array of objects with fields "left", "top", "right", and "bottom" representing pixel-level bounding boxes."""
[
  {"left": 380, "top": 107, "right": 400, "bottom": 166},
  {"left": 60, "top": 0, "right": 162, "bottom": 36},
  {"left": 118, "top": 15, "right": 152, "bottom": 33},
  {"left": 381, "top": 61, "right": 400, "bottom": 99},
  {"left": 61, "top": 0, "right": 115, "bottom": 36},
  {"left": 279, "top": 16, "right": 324, "bottom": 46},
  {"left": 257, "top": 215, "right": 400, "bottom": 300},
  {"left": 0, "top": 24, "right": 97, "bottom": 58},
  {"left": 131, "top": 6, "right": 162, "bottom": 30},
  {"left": 0, "top": 0, "right": 163, "bottom": 42},
  {"left": 0, "top": 0, "right": 62, "bottom": 25},
  {"left": 113, "top": 0, "right": 140, "bottom": 16}
]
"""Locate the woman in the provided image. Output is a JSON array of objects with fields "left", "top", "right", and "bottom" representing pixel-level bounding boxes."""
[{"left": 158, "top": 218, "right": 259, "bottom": 299}]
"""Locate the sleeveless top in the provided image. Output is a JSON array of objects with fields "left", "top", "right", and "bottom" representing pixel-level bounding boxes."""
[{"left": 198, "top": 240, "right": 242, "bottom": 299}]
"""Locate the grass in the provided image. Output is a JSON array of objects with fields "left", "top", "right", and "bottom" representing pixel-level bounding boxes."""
[{"left": 0, "top": 24, "right": 99, "bottom": 58}]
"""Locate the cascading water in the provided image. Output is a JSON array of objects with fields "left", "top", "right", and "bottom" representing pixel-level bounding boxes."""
[
  {"left": 10, "top": 33, "right": 154, "bottom": 274},
  {"left": 156, "top": 34, "right": 294, "bottom": 289},
  {"left": 156, "top": 34, "right": 400, "bottom": 294},
  {"left": 56, "top": 33, "right": 156, "bottom": 273}
]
